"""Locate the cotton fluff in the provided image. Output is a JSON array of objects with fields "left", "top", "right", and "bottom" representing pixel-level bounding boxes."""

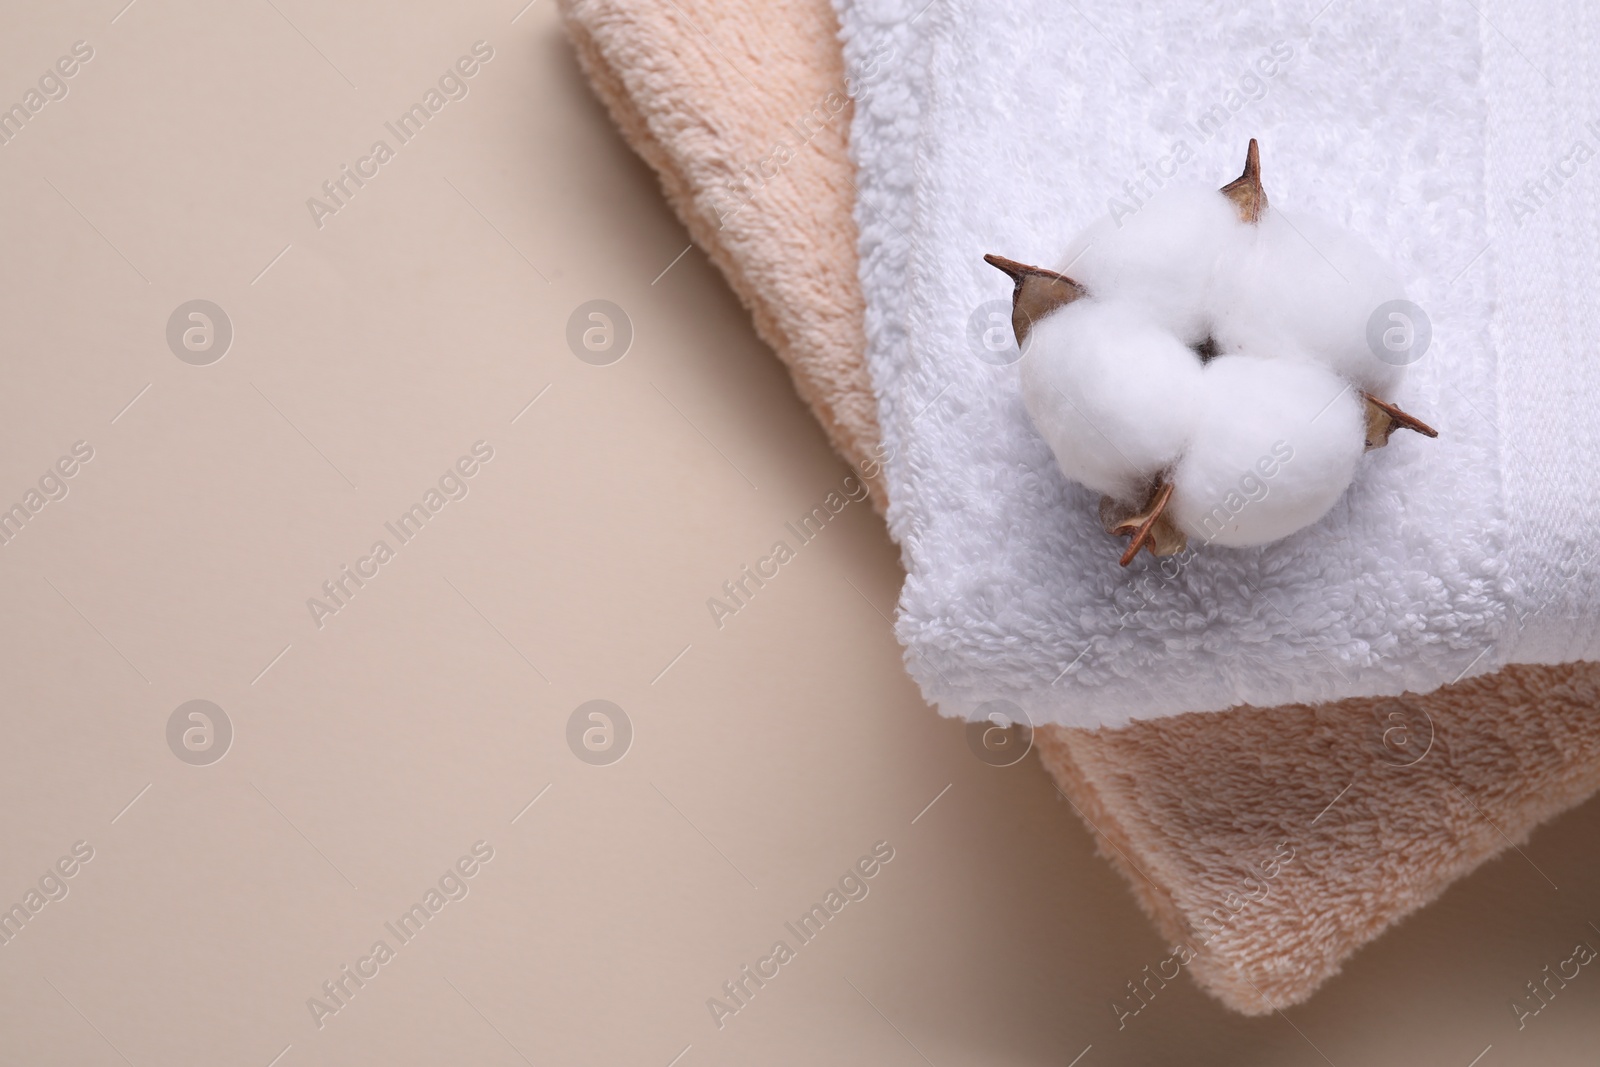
[
  {"left": 1210, "top": 210, "right": 1408, "bottom": 395},
  {"left": 1020, "top": 300, "right": 1204, "bottom": 503},
  {"left": 1019, "top": 184, "right": 1411, "bottom": 548},
  {"left": 1059, "top": 188, "right": 1248, "bottom": 345},
  {"left": 1169, "top": 355, "right": 1365, "bottom": 547}
]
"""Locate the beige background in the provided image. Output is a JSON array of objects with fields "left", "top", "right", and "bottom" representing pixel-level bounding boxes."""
[{"left": 0, "top": 1, "right": 1597, "bottom": 1064}]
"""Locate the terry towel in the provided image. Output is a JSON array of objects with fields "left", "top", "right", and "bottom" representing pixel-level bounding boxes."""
[
  {"left": 557, "top": 0, "right": 887, "bottom": 512},
  {"left": 559, "top": 0, "right": 1600, "bottom": 1013},
  {"left": 840, "top": 0, "right": 1600, "bottom": 728}
]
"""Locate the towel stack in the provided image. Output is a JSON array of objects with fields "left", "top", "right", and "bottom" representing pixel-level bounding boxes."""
[{"left": 559, "top": 0, "right": 1600, "bottom": 1012}]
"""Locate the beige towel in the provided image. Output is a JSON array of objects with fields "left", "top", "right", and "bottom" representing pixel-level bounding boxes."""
[
  {"left": 557, "top": 0, "right": 887, "bottom": 512},
  {"left": 558, "top": 0, "right": 1600, "bottom": 1013}
]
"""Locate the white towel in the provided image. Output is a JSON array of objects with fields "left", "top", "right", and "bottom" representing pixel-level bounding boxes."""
[{"left": 837, "top": 0, "right": 1600, "bottom": 727}]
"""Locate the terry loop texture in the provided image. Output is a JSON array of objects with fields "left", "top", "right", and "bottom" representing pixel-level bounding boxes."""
[
  {"left": 560, "top": 0, "right": 1600, "bottom": 1015},
  {"left": 845, "top": 0, "right": 1600, "bottom": 728},
  {"left": 559, "top": 0, "right": 888, "bottom": 510},
  {"left": 1036, "top": 665, "right": 1600, "bottom": 1012}
]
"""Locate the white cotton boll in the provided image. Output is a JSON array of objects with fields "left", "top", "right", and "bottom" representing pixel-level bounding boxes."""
[
  {"left": 1020, "top": 300, "right": 1205, "bottom": 504},
  {"left": 1169, "top": 354, "right": 1364, "bottom": 547},
  {"left": 1210, "top": 209, "right": 1409, "bottom": 396},
  {"left": 1059, "top": 188, "right": 1248, "bottom": 345}
]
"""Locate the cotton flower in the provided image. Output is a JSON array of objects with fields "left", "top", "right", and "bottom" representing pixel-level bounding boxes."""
[
  {"left": 993, "top": 140, "right": 1436, "bottom": 563},
  {"left": 1167, "top": 354, "right": 1364, "bottom": 547},
  {"left": 1019, "top": 299, "right": 1204, "bottom": 503}
]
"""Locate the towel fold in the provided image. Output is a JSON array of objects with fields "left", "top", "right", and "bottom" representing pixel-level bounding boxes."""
[
  {"left": 841, "top": 0, "right": 1600, "bottom": 728},
  {"left": 560, "top": 0, "right": 1600, "bottom": 1014},
  {"left": 559, "top": 0, "right": 888, "bottom": 511},
  {"left": 1037, "top": 664, "right": 1600, "bottom": 1010}
]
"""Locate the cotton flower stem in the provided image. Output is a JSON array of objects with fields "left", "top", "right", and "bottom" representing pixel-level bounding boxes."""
[{"left": 1107, "top": 480, "right": 1183, "bottom": 566}]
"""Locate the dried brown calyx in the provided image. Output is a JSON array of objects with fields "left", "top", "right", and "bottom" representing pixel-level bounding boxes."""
[
  {"left": 1362, "top": 391, "right": 1439, "bottom": 450},
  {"left": 986, "top": 138, "right": 1438, "bottom": 566},
  {"left": 980, "top": 253, "right": 1086, "bottom": 345},
  {"left": 1220, "top": 138, "right": 1268, "bottom": 223}
]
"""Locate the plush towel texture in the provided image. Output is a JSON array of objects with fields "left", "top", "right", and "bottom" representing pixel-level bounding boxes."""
[
  {"left": 842, "top": 0, "right": 1600, "bottom": 728},
  {"left": 558, "top": 0, "right": 1600, "bottom": 1014},
  {"left": 558, "top": 0, "right": 888, "bottom": 511},
  {"left": 1036, "top": 666, "right": 1600, "bottom": 1012}
]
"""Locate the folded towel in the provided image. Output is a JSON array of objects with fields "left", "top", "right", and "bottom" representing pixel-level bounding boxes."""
[
  {"left": 559, "top": 0, "right": 1600, "bottom": 1014},
  {"left": 558, "top": 0, "right": 888, "bottom": 511},
  {"left": 1037, "top": 666, "right": 1600, "bottom": 1010},
  {"left": 842, "top": 0, "right": 1600, "bottom": 728}
]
